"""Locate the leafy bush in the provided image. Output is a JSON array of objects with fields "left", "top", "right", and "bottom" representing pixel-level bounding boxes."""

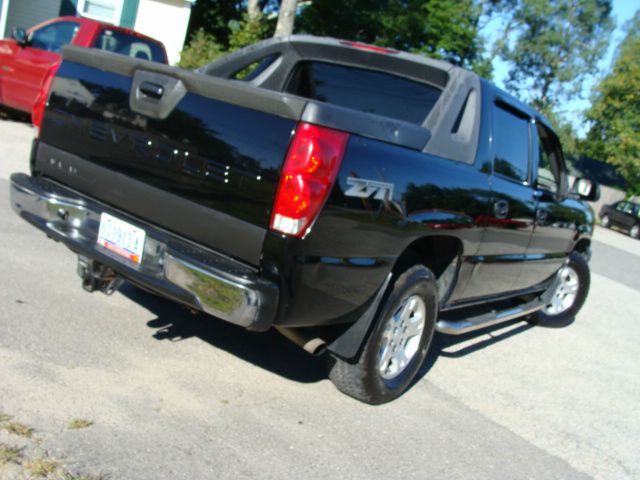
[
  {"left": 177, "top": 29, "right": 225, "bottom": 69},
  {"left": 229, "top": 13, "right": 272, "bottom": 51}
]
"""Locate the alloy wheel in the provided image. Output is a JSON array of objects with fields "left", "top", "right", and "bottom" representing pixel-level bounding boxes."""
[{"left": 378, "top": 294, "right": 426, "bottom": 380}]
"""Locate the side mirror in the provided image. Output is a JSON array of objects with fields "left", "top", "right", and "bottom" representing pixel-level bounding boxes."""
[
  {"left": 571, "top": 177, "right": 600, "bottom": 202},
  {"left": 11, "top": 27, "right": 28, "bottom": 47}
]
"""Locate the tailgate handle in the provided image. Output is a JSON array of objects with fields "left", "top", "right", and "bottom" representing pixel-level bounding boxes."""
[
  {"left": 139, "top": 81, "right": 164, "bottom": 99},
  {"left": 130, "top": 71, "right": 186, "bottom": 119}
]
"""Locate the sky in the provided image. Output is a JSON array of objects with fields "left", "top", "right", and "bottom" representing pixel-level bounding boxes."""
[{"left": 490, "top": 0, "right": 639, "bottom": 137}]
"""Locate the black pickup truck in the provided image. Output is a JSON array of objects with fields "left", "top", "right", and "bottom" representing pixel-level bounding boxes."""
[{"left": 10, "top": 36, "right": 599, "bottom": 404}]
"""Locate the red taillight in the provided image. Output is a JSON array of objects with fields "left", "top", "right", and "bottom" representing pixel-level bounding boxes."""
[
  {"left": 270, "top": 123, "right": 349, "bottom": 238},
  {"left": 32, "top": 63, "right": 59, "bottom": 133},
  {"left": 340, "top": 41, "right": 398, "bottom": 54}
]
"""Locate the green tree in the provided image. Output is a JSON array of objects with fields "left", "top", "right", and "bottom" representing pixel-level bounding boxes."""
[
  {"left": 583, "top": 11, "right": 640, "bottom": 195},
  {"left": 185, "top": 1, "right": 244, "bottom": 49},
  {"left": 179, "top": 3, "right": 273, "bottom": 68},
  {"left": 177, "top": 29, "right": 225, "bottom": 69},
  {"left": 184, "top": 1, "right": 281, "bottom": 48},
  {"left": 297, "top": 0, "right": 489, "bottom": 73},
  {"left": 498, "top": 0, "right": 613, "bottom": 112},
  {"left": 275, "top": 0, "right": 298, "bottom": 36},
  {"left": 228, "top": 12, "right": 272, "bottom": 51}
]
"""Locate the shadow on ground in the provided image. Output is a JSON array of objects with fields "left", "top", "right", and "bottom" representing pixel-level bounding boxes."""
[
  {"left": 119, "top": 283, "right": 327, "bottom": 384},
  {"left": 414, "top": 319, "right": 534, "bottom": 389},
  {"left": 0, "top": 106, "right": 30, "bottom": 123},
  {"left": 120, "top": 283, "right": 535, "bottom": 391}
]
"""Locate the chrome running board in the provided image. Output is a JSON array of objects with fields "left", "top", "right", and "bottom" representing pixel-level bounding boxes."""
[{"left": 436, "top": 298, "right": 544, "bottom": 335}]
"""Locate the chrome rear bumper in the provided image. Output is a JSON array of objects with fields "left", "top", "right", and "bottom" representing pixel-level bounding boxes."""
[{"left": 10, "top": 173, "right": 278, "bottom": 331}]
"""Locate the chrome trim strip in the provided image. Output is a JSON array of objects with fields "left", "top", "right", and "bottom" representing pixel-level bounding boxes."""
[{"left": 435, "top": 299, "right": 544, "bottom": 335}]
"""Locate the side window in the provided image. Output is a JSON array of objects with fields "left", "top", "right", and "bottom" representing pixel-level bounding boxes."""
[
  {"left": 622, "top": 203, "right": 634, "bottom": 214},
  {"left": 29, "top": 21, "right": 80, "bottom": 54},
  {"left": 493, "top": 104, "right": 530, "bottom": 183},
  {"left": 536, "top": 123, "right": 565, "bottom": 194},
  {"left": 616, "top": 202, "right": 626, "bottom": 212}
]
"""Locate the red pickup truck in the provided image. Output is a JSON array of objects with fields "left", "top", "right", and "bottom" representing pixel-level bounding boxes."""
[{"left": 0, "top": 16, "right": 167, "bottom": 115}]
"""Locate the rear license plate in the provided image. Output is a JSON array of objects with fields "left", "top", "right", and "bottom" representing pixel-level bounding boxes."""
[{"left": 97, "top": 213, "right": 146, "bottom": 265}]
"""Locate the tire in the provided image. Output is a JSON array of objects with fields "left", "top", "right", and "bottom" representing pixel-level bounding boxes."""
[
  {"left": 601, "top": 214, "right": 610, "bottom": 228},
  {"left": 327, "top": 265, "right": 437, "bottom": 405},
  {"left": 530, "top": 252, "right": 590, "bottom": 328},
  {"left": 630, "top": 224, "right": 640, "bottom": 239}
]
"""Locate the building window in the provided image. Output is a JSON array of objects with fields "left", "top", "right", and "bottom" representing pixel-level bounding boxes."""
[{"left": 77, "top": 0, "right": 124, "bottom": 24}]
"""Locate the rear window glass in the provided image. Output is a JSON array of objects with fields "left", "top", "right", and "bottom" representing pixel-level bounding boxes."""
[
  {"left": 93, "top": 29, "right": 165, "bottom": 63},
  {"left": 285, "top": 61, "right": 441, "bottom": 124}
]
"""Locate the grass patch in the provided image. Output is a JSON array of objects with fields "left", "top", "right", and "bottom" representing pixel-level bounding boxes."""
[
  {"left": 24, "top": 457, "right": 61, "bottom": 477},
  {"left": 0, "top": 442, "right": 22, "bottom": 465},
  {"left": 68, "top": 419, "right": 93, "bottom": 430},
  {"left": 0, "top": 412, "right": 11, "bottom": 422},
  {"left": 3, "top": 421, "right": 34, "bottom": 438}
]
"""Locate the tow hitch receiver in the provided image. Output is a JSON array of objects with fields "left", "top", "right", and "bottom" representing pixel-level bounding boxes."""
[{"left": 77, "top": 255, "right": 124, "bottom": 295}]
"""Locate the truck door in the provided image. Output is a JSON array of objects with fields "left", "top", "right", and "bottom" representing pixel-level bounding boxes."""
[
  {"left": 2, "top": 20, "right": 79, "bottom": 112},
  {"left": 522, "top": 121, "right": 580, "bottom": 286},
  {"left": 462, "top": 101, "right": 536, "bottom": 298}
]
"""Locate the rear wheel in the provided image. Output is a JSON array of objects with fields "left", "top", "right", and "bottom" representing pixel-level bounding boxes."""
[
  {"left": 601, "top": 214, "right": 610, "bottom": 228},
  {"left": 530, "top": 252, "right": 590, "bottom": 328},
  {"left": 630, "top": 224, "right": 640, "bottom": 239},
  {"left": 327, "top": 265, "right": 437, "bottom": 404}
]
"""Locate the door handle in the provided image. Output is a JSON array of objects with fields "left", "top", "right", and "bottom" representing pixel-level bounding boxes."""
[
  {"left": 139, "top": 81, "right": 164, "bottom": 99},
  {"left": 536, "top": 208, "right": 549, "bottom": 224},
  {"left": 494, "top": 200, "right": 509, "bottom": 219}
]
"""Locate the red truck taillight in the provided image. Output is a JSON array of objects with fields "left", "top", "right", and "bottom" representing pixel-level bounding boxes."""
[
  {"left": 32, "top": 63, "right": 59, "bottom": 135},
  {"left": 270, "top": 122, "right": 349, "bottom": 238}
]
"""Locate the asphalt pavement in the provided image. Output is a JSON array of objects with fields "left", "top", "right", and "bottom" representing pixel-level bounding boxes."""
[{"left": 1, "top": 119, "right": 638, "bottom": 479}]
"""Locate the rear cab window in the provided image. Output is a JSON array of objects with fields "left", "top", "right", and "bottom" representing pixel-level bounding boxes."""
[
  {"left": 93, "top": 29, "right": 166, "bottom": 63},
  {"left": 284, "top": 61, "right": 442, "bottom": 124}
]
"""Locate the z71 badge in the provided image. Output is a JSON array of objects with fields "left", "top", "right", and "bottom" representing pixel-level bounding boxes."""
[{"left": 345, "top": 177, "right": 394, "bottom": 200}]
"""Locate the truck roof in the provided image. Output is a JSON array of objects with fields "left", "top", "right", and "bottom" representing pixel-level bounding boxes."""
[
  {"left": 235, "top": 35, "right": 558, "bottom": 156},
  {"left": 202, "top": 35, "right": 486, "bottom": 165}
]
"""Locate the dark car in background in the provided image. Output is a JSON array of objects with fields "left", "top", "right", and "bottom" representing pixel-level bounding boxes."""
[
  {"left": 600, "top": 200, "right": 640, "bottom": 239},
  {"left": 0, "top": 16, "right": 167, "bottom": 117}
]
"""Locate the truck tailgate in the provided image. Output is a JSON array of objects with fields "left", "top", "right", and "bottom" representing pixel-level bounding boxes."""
[{"left": 35, "top": 46, "right": 306, "bottom": 265}]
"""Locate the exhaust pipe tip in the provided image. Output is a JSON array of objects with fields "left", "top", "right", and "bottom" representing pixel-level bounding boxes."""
[
  {"left": 275, "top": 327, "right": 327, "bottom": 356},
  {"left": 302, "top": 337, "right": 327, "bottom": 356}
]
